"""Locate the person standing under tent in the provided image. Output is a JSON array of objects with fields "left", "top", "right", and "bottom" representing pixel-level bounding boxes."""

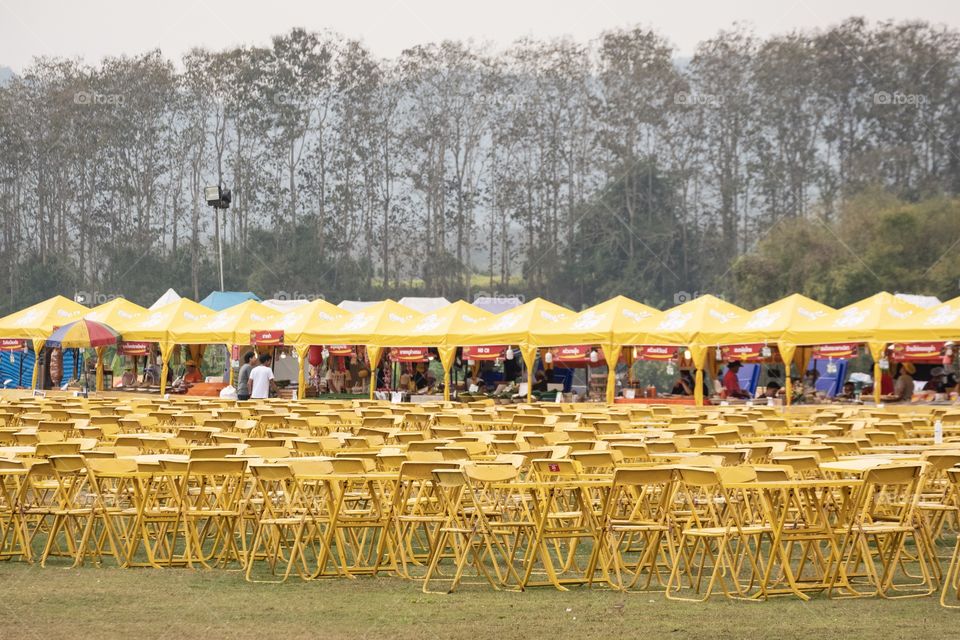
[
  {"left": 249, "top": 353, "right": 277, "bottom": 400},
  {"left": 236, "top": 351, "right": 255, "bottom": 401}
]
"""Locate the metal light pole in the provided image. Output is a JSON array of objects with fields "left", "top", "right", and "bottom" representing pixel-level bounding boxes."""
[
  {"left": 215, "top": 208, "right": 225, "bottom": 291},
  {"left": 205, "top": 185, "right": 232, "bottom": 291}
]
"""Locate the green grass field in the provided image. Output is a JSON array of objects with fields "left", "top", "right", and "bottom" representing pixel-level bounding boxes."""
[{"left": 0, "top": 561, "right": 952, "bottom": 640}]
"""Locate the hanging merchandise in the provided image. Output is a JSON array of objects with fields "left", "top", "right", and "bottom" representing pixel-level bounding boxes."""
[{"left": 308, "top": 345, "right": 325, "bottom": 367}]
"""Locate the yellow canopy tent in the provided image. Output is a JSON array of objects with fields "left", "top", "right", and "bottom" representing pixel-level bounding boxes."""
[
  {"left": 84, "top": 297, "right": 148, "bottom": 391},
  {"left": 300, "top": 300, "right": 423, "bottom": 399},
  {"left": 373, "top": 300, "right": 493, "bottom": 401},
  {"left": 696, "top": 293, "right": 835, "bottom": 405},
  {"left": 782, "top": 291, "right": 923, "bottom": 403},
  {"left": 875, "top": 295, "right": 960, "bottom": 343},
  {"left": 170, "top": 300, "right": 280, "bottom": 387},
  {"left": 121, "top": 298, "right": 211, "bottom": 394},
  {"left": 0, "top": 295, "right": 87, "bottom": 388},
  {"left": 530, "top": 295, "right": 660, "bottom": 403},
  {"left": 626, "top": 294, "right": 748, "bottom": 406},
  {"left": 446, "top": 298, "right": 574, "bottom": 402},
  {"left": 271, "top": 299, "right": 349, "bottom": 398}
]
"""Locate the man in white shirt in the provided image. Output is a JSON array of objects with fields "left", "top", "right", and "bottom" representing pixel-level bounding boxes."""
[{"left": 248, "top": 353, "right": 277, "bottom": 399}]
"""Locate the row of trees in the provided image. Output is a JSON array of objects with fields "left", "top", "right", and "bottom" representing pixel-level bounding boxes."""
[{"left": 0, "top": 18, "right": 958, "bottom": 313}]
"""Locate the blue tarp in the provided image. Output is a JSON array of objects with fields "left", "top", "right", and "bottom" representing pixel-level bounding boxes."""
[
  {"left": 199, "top": 291, "right": 261, "bottom": 311},
  {"left": 808, "top": 358, "right": 848, "bottom": 398},
  {"left": 0, "top": 349, "right": 80, "bottom": 388},
  {"left": 736, "top": 364, "right": 761, "bottom": 396}
]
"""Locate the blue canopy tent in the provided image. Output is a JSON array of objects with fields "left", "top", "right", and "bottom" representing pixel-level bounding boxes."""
[{"left": 199, "top": 291, "right": 261, "bottom": 312}]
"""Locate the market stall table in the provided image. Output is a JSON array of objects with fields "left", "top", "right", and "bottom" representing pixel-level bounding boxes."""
[{"left": 614, "top": 397, "right": 710, "bottom": 405}]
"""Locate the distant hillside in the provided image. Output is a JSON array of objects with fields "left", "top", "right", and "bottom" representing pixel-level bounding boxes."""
[{"left": 0, "top": 67, "right": 13, "bottom": 86}]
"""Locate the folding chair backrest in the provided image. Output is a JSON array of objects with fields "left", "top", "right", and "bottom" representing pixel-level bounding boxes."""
[
  {"left": 35, "top": 441, "right": 82, "bottom": 457},
  {"left": 531, "top": 458, "right": 582, "bottom": 480},
  {"left": 464, "top": 463, "right": 520, "bottom": 483},
  {"left": 186, "top": 458, "right": 248, "bottom": 476},
  {"left": 85, "top": 458, "right": 138, "bottom": 475},
  {"left": 329, "top": 457, "right": 374, "bottom": 474},
  {"left": 399, "top": 461, "right": 461, "bottom": 481},
  {"left": 243, "top": 446, "right": 292, "bottom": 459},
  {"left": 189, "top": 446, "right": 240, "bottom": 459},
  {"left": 287, "top": 458, "right": 334, "bottom": 477},
  {"left": 754, "top": 465, "right": 792, "bottom": 481}
]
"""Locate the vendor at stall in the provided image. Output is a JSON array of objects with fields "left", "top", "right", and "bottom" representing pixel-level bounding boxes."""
[
  {"left": 838, "top": 381, "right": 857, "bottom": 401},
  {"left": 532, "top": 370, "right": 549, "bottom": 393},
  {"left": 882, "top": 362, "right": 915, "bottom": 403},
  {"left": 671, "top": 370, "right": 694, "bottom": 395},
  {"left": 722, "top": 362, "right": 751, "bottom": 399},
  {"left": 920, "top": 366, "right": 957, "bottom": 401},
  {"left": 120, "top": 367, "right": 137, "bottom": 388},
  {"left": 183, "top": 360, "right": 203, "bottom": 385},
  {"left": 761, "top": 381, "right": 782, "bottom": 399}
]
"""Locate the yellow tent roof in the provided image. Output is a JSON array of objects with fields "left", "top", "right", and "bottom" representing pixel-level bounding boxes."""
[
  {"left": 626, "top": 294, "right": 747, "bottom": 346},
  {"left": 530, "top": 295, "right": 660, "bottom": 347},
  {"left": 875, "top": 295, "right": 960, "bottom": 343},
  {"left": 301, "top": 300, "right": 423, "bottom": 346},
  {"left": 122, "top": 298, "right": 211, "bottom": 344},
  {"left": 170, "top": 299, "right": 280, "bottom": 345},
  {"left": 272, "top": 299, "right": 349, "bottom": 345},
  {"left": 783, "top": 291, "right": 922, "bottom": 346},
  {"left": 84, "top": 298, "right": 148, "bottom": 333},
  {"left": 447, "top": 297, "right": 574, "bottom": 347},
  {"left": 0, "top": 295, "right": 88, "bottom": 341},
  {"left": 375, "top": 300, "right": 493, "bottom": 347},
  {"left": 697, "top": 293, "right": 834, "bottom": 346}
]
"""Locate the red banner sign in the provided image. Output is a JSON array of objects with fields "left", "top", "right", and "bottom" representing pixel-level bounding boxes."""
[
  {"left": 118, "top": 341, "right": 152, "bottom": 356},
  {"left": 463, "top": 345, "right": 506, "bottom": 360},
  {"left": 390, "top": 347, "right": 430, "bottom": 362},
  {"left": 891, "top": 341, "right": 945, "bottom": 362},
  {"left": 813, "top": 343, "right": 859, "bottom": 359},
  {"left": 250, "top": 330, "right": 284, "bottom": 346},
  {"left": 326, "top": 345, "right": 354, "bottom": 357},
  {"left": 0, "top": 338, "right": 26, "bottom": 351},
  {"left": 635, "top": 346, "right": 678, "bottom": 361},
  {"left": 719, "top": 343, "right": 775, "bottom": 362},
  {"left": 553, "top": 345, "right": 594, "bottom": 362}
]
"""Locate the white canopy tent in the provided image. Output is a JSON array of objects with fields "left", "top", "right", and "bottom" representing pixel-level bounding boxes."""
[
  {"left": 338, "top": 300, "right": 378, "bottom": 313},
  {"left": 895, "top": 293, "right": 941, "bottom": 309},
  {"left": 149, "top": 288, "right": 181, "bottom": 310},
  {"left": 261, "top": 299, "right": 310, "bottom": 312},
  {"left": 397, "top": 297, "right": 451, "bottom": 313}
]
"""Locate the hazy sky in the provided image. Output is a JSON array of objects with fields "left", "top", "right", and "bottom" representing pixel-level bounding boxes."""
[{"left": 2, "top": 0, "right": 958, "bottom": 70}]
